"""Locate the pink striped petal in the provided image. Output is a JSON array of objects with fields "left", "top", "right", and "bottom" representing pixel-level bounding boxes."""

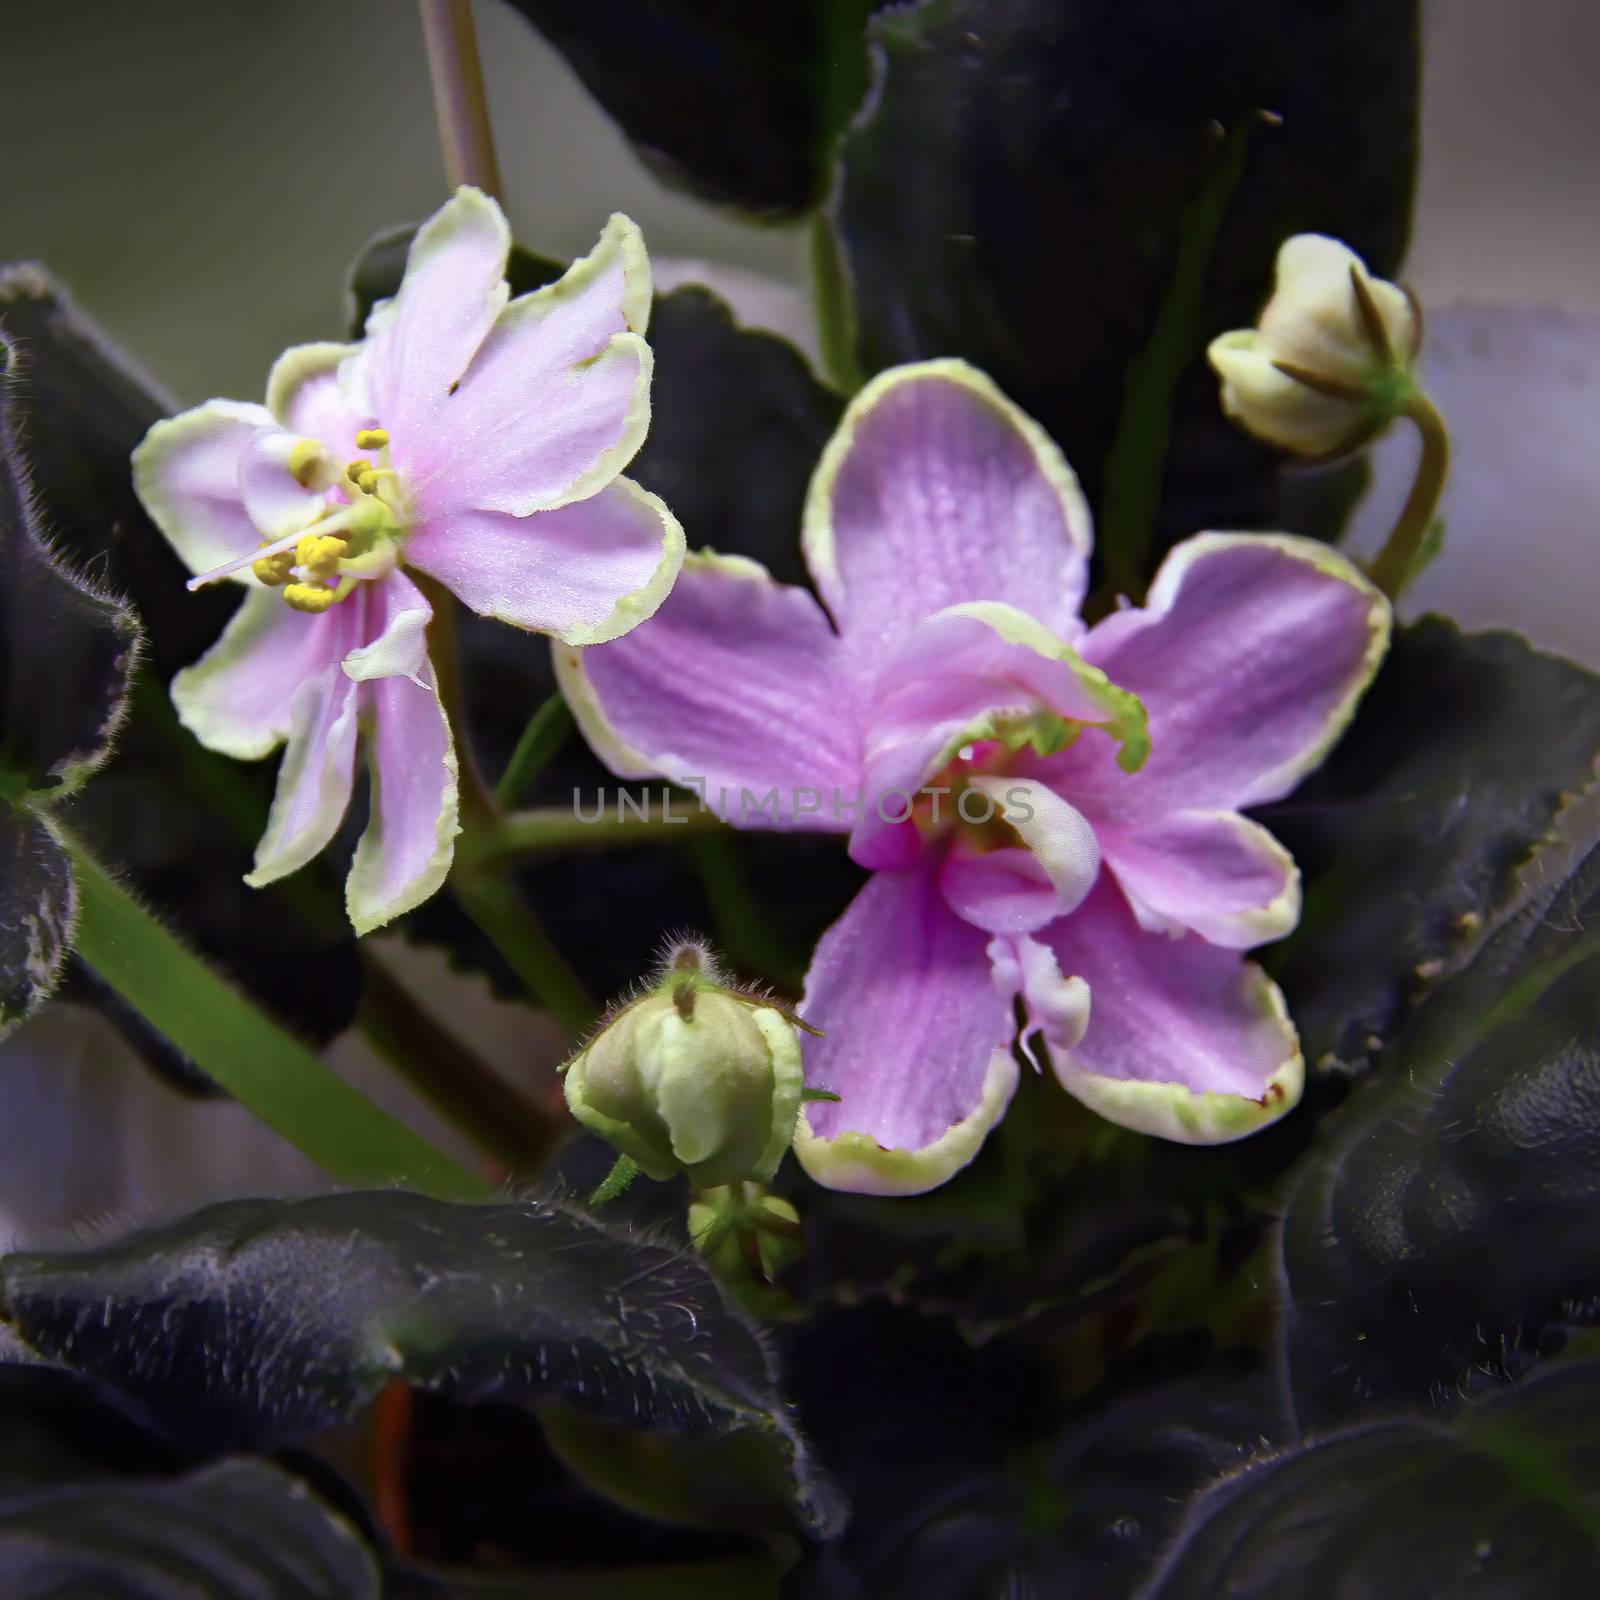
[
  {"left": 801, "top": 361, "right": 1093, "bottom": 673},
  {"left": 558, "top": 551, "right": 861, "bottom": 829},
  {"left": 1039, "top": 535, "right": 1389, "bottom": 817},
  {"left": 1098, "top": 809, "right": 1300, "bottom": 948},
  {"left": 793, "top": 861, "right": 1020, "bottom": 1195},
  {"left": 1037, "top": 877, "right": 1303, "bottom": 1144},
  {"left": 405, "top": 476, "right": 683, "bottom": 646}
]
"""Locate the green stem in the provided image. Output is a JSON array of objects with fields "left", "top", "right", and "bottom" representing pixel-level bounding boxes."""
[
  {"left": 492, "top": 691, "right": 574, "bottom": 810},
  {"left": 467, "top": 798, "right": 729, "bottom": 867},
  {"left": 1092, "top": 113, "right": 1272, "bottom": 612},
  {"left": 355, "top": 952, "right": 568, "bottom": 1176},
  {"left": 452, "top": 867, "right": 595, "bottom": 1037},
  {"left": 62, "top": 826, "right": 492, "bottom": 1202},
  {"left": 418, "top": 0, "right": 503, "bottom": 195},
  {"left": 1365, "top": 390, "right": 1450, "bottom": 601}
]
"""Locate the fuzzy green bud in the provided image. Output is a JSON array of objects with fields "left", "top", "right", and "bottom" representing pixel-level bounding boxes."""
[{"left": 560, "top": 942, "right": 805, "bottom": 1187}]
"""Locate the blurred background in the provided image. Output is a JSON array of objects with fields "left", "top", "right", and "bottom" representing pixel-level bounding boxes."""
[{"left": 2, "top": 0, "right": 1597, "bottom": 405}]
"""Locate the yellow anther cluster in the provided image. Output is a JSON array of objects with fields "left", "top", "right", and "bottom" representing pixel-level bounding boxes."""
[
  {"left": 288, "top": 439, "right": 333, "bottom": 490},
  {"left": 282, "top": 582, "right": 340, "bottom": 614},
  {"left": 296, "top": 532, "right": 347, "bottom": 579},
  {"left": 354, "top": 427, "right": 389, "bottom": 451},
  {"left": 251, "top": 546, "right": 296, "bottom": 586}
]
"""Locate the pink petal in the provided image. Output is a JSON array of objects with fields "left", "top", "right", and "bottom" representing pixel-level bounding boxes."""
[
  {"left": 409, "top": 215, "right": 653, "bottom": 516},
  {"left": 1098, "top": 809, "right": 1300, "bottom": 948},
  {"left": 1037, "top": 877, "right": 1303, "bottom": 1143},
  {"left": 558, "top": 551, "right": 861, "bottom": 829},
  {"left": 990, "top": 932, "right": 1091, "bottom": 1059},
  {"left": 132, "top": 399, "right": 275, "bottom": 579},
  {"left": 935, "top": 777, "right": 1099, "bottom": 933},
  {"left": 346, "top": 666, "right": 460, "bottom": 936},
  {"left": 243, "top": 651, "right": 361, "bottom": 889},
  {"left": 238, "top": 427, "right": 326, "bottom": 539},
  {"left": 1045, "top": 534, "right": 1389, "bottom": 817},
  {"left": 405, "top": 475, "right": 683, "bottom": 645},
  {"left": 265, "top": 341, "right": 368, "bottom": 450},
  {"left": 851, "top": 603, "right": 1145, "bottom": 869},
  {"left": 170, "top": 588, "right": 351, "bottom": 760},
  {"left": 348, "top": 188, "right": 511, "bottom": 459},
  {"left": 801, "top": 361, "right": 1092, "bottom": 673},
  {"left": 793, "top": 861, "right": 1020, "bottom": 1195}
]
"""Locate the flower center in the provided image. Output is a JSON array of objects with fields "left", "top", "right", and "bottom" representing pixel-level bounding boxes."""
[
  {"left": 250, "top": 426, "right": 407, "bottom": 614},
  {"left": 911, "top": 710, "right": 1076, "bottom": 849}
]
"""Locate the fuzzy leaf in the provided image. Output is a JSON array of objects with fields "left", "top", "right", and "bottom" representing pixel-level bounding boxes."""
[
  {"left": 0, "top": 811, "right": 74, "bottom": 1035},
  {"left": 829, "top": 0, "right": 1419, "bottom": 574},
  {"left": 1141, "top": 1359, "right": 1600, "bottom": 1596},
  {"left": 0, "top": 1190, "right": 841, "bottom": 1534},
  {"left": 0, "top": 1458, "right": 378, "bottom": 1599},
  {"left": 502, "top": 0, "right": 874, "bottom": 216},
  {"left": 1259, "top": 619, "right": 1600, "bottom": 1074},
  {"left": 1278, "top": 787, "right": 1600, "bottom": 1428}
]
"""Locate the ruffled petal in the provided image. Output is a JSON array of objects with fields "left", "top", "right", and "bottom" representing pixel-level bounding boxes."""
[
  {"left": 793, "top": 861, "right": 1020, "bottom": 1195},
  {"left": 345, "top": 669, "right": 460, "bottom": 937},
  {"left": 1098, "top": 809, "right": 1300, "bottom": 948},
  {"left": 1037, "top": 877, "right": 1303, "bottom": 1144},
  {"left": 131, "top": 398, "right": 275, "bottom": 580},
  {"left": 405, "top": 475, "right": 683, "bottom": 645},
  {"left": 265, "top": 341, "right": 368, "bottom": 449},
  {"left": 346, "top": 187, "right": 511, "bottom": 453},
  {"left": 238, "top": 427, "right": 331, "bottom": 538},
  {"left": 801, "top": 361, "right": 1093, "bottom": 671},
  {"left": 947, "top": 777, "right": 1100, "bottom": 928},
  {"left": 1045, "top": 534, "right": 1389, "bottom": 816},
  {"left": 852, "top": 602, "right": 1146, "bottom": 869},
  {"left": 170, "top": 587, "right": 349, "bottom": 759},
  {"left": 557, "top": 550, "right": 861, "bottom": 829},
  {"left": 243, "top": 655, "right": 361, "bottom": 889},
  {"left": 409, "top": 214, "right": 653, "bottom": 516}
]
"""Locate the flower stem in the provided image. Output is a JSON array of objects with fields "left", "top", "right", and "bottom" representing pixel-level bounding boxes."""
[
  {"left": 467, "top": 798, "right": 730, "bottom": 866},
  {"left": 355, "top": 951, "right": 568, "bottom": 1175},
  {"left": 418, "top": 0, "right": 503, "bottom": 196},
  {"left": 1365, "top": 389, "right": 1450, "bottom": 602},
  {"left": 451, "top": 866, "right": 595, "bottom": 1036},
  {"left": 492, "top": 691, "right": 574, "bottom": 810}
]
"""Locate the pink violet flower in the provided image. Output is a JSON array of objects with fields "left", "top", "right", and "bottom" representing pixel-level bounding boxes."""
[
  {"left": 558, "top": 359, "right": 1391, "bottom": 1194},
  {"left": 132, "top": 188, "right": 685, "bottom": 933}
]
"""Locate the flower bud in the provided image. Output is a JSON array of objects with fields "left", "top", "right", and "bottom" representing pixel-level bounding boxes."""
[
  {"left": 1208, "top": 234, "right": 1420, "bottom": 457},
  {"left": 560, "top": 942, "right": 805, "bottom": 1188}
]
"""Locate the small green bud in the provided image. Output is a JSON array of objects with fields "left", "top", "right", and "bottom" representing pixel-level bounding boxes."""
[
  {"left": 1208, "top": 233, "right": 1422, "bottom": 458},
  {"left": 560, "top": 942, "right": 806, "bottom": 1187}
]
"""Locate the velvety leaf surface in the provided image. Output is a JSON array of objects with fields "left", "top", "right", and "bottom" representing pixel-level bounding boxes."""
[
  {"left": 502, "top": 0, "right": 873, "bottom": 216},
  {"left": 0, "top": 268, "right": 359, "bottom": 1078},
  {"left": 0, "top": 1457, "right": 378, "bottom": 1599},
  {"left": 0, "top": 811, "right": 74, "bottom": 1036},
  {"left": 1258, "top": 619, "right": 1600, "bottom": 1074},
  {"left": 831, "top": 0, "right": 1418, "bottom": 573},
  {"left": 0, "top": 321, "right": 140, "bottom": 799},
  {"left": 1140, "top": 1360, "right": 1600, "bottom": 1597},
  {"left": 0, "top": 1190, "right": 839, "bottom": 1532},
  {"left": 1278, "top": 789, "right": 1600, "bottom": 1428}
]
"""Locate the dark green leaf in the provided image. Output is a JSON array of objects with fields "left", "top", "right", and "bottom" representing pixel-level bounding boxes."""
[
  {"left": 0, "top": 1457, "right": 378, "bottom": 1599},
  {"left": 502, "top": 0, "right": 874, "bottom": 217},
  {"left": 1279, "top": 787, "right": 1600, "bottom": 1427},
  {"left": 0, "top": 1190, "right": 841, "bottom": 1533},
  {"left": 0, "top": 321, "right": 141, "bottom": 798},
  {"left": 1259, "top": 619, "right": 1600, "bottom": 1074},
  {"left": 630, "top": 286, "right": 843, "bottom": 587},
  {"left": 830, "top": 0, "right": 1418, "bottom": 578},
  {"left": 0, "top": 810, "right": 73, "bottom": 1035},
  {"left": 1141, "top": 1359, "right": 1600, "bottom": 1597}
]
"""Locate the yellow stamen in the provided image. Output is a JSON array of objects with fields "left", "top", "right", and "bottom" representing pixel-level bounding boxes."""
[
  {"left": 288, "top": 439, "right": 333, "bottom": 490},
  {"left": 355, "top": 427, "right": 389, "bottom": 451},
  {"left": 295, "top": 532, "right": 348, "bottom": 581},
  {"left": 282, "top": 581, "right": 338, "bottom": 613},
  {"left": 346, "top": 458, "right": 372, "bottom": 484},
  {"left": 356, "top": 469, "right": 380, "bottom": 495},
  {"left": 251, "top": 546, "right": 295, "bottom": 587}
]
